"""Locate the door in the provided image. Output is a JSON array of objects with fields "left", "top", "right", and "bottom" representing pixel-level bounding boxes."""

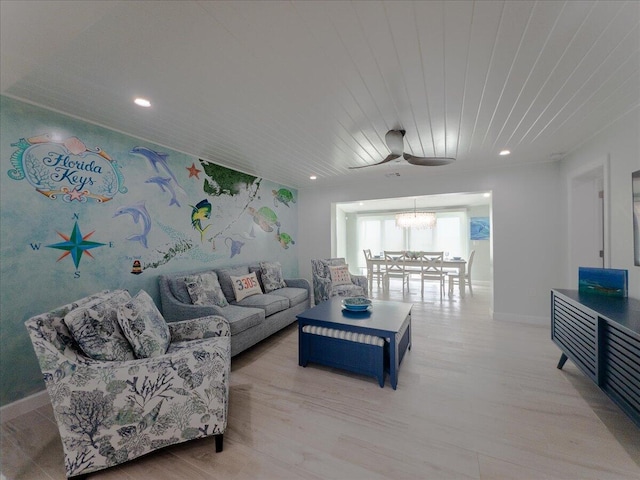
[{"left": 569, "top": 165, "right": 607, "bottom": 286}]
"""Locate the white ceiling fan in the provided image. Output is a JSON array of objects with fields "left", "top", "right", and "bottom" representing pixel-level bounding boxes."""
[{"left": 350, "top": 129, "right": 455, "bottom": 169}]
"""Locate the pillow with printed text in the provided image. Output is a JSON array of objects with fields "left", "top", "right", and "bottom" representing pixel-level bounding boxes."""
[
  {"left": 329, "top": 264, "right": 352, "bottom": 286},
  {"left": 230, "top": 271, "right": 263, "bottom": 302}
]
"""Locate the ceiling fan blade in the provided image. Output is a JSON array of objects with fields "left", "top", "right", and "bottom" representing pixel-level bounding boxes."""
[
  {"left": 349, "top": 154, "right": 401, "bottom": 169},
  {"left": 385, "top": 129, "right": 405, "bottom": 156},
  {"left": 403, "top": 153, "right": 455, "bottom": 166}
]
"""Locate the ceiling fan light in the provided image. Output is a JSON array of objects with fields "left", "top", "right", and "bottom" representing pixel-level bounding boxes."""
[{"left": 385, "top": 130, "right": 405, "bottom": 155}]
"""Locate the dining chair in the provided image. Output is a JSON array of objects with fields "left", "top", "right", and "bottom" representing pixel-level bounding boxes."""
[
  {"left": 449, "top": 250, "right": 475, "bottom": 296},
  {"left": 363, "top": 249, "right": 385, "bottom": 292},
  {"left": 417, "top": 251, "right": 446, "bottom": 298},
  {"left": 383, "top": 250, "right": 410, "bottom": 293}
]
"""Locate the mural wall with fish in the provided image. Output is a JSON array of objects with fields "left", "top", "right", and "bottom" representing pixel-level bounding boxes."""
[{"left": 0, "top": 96, "right": 299, "bottom": 406}]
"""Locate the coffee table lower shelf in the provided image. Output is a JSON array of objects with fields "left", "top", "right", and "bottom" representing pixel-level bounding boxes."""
[{"left": 299, "top": 326, "right": 386, "bottom": 387}]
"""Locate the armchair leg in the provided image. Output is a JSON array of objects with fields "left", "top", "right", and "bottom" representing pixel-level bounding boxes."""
[{"left": 215, "top": 433, "right": 224, "bottom": 452}]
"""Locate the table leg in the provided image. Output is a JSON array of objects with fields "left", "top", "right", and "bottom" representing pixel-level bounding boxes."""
[
  {"left": 298, "top": 322, "right": 307, "bottom": 367},
  {"left": 390, "top": 332, "right": 398, "bottom": 390},
  {"left": 556, "top": 353, "right": 568, "bottom": 369},
  {"left": 458, "top": 264, "right": 466, "bottom": 297}
]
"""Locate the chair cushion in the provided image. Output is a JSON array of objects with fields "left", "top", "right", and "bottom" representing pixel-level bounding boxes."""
[
  {"left": 64, "top": 290, "right": 135, "bottom": 361},
  {"left": 230, "top": 272, "right": 263, "bottom": 302},
  {"left": 329, "top": 264, "right": 352, "bottom": 286},
  {"left": 216, "top": 305, "right": 264, "bottom": 335},
  {"left": 260, "top": 261, "right": 287, "bottom": 293},
  {"left": 235, "top": 293, "right": 289, "bottom": 316},
  {"left": 184, "top": 271, "right": 228, "bottom": 307},
  {"left": 117, "top": 290, "right": 170, "bottom": 358},
  {"left": 333, "top": 284, "right": 365, "bottom": 298}
]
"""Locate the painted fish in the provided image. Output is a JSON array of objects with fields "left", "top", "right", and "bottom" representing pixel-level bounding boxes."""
[
  {"left": 190, "top": 199, "right": 212, "bottom": 242},
  {"left": 239, "top": 225, "right": 256, "bottom": 240},
  {"left": 145, "top": 176, "right": 181, "bottom": 207},
  {"left": 113, "top": 202, "right": 152, "bottom": 248},
  {"left": 130, "top": 146, "right": 187, "bottom": 196}
]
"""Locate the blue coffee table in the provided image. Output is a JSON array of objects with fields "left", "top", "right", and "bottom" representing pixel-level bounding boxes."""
[{"left": 297, "top": 297, "right": 412, "bottom": 389}]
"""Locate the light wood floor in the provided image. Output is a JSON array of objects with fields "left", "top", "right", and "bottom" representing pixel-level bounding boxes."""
[{"left": 3, "top": 280, "right": 640, "bottom": 479}]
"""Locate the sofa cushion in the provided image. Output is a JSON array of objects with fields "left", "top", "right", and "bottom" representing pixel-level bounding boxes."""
[
  {"left": 184, "top": 271, "right": 229, "bottom": 307},
  {"left": 168, "top": 276, "right": 193, "bottom": 305},
  {"left": 230, "top": 272, "right": 263, "bottom": 302},
  {"left": 216, "top": 305, "right": 264, "bottom": 335},
  {"left": 216, "top": 266, "right": 250, "bottom": 303},
  {"left": 235, "top": 293, "right": 289, "bottom": 317},
  {"left": 117, "top": 290, "right": 170, "bottom": 358},
  {"left": 260, "top": 261, "right": 287, "bottom": 293},
  {"left": 268, "top": 287, "right": 308, "bottom": 308},
  {"left": 64, "top": 289, "right": 135, "bottom": 361}
]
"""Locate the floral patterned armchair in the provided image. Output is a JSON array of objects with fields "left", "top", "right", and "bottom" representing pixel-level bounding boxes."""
[
  {"left": 25, "top": 290, "right": 230, "bottom": 479},
  {"left": 311, "top": 258, "right": 368, "bottom": 305}
]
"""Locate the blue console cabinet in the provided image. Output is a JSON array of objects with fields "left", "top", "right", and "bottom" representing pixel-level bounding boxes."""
[{"left": 551, "top": 289, "right": 640, "bottom": 428}]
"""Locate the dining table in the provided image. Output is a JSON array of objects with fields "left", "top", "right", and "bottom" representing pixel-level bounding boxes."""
[{"left": 366, "top": 255, "right": 468, "bottom": 296}]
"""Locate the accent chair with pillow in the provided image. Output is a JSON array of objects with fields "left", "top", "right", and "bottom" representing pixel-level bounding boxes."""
[
  {"left": 311, "top": 258, "right": 368, "bottom": 305},
  {"left": 25, "top": 289, "right": 231, "bottom": 479}
]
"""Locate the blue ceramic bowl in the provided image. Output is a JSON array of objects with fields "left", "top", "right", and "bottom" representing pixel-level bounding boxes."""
[{"left": 342, "top": 297, "right": 372, "bottom": 312}]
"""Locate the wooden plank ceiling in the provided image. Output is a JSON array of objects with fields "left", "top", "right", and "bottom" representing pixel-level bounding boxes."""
[{"left": 1, "top": 0, "right": 638, "bottom": 188}]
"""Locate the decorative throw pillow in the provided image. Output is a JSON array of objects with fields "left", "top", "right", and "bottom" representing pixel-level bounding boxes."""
[
  {"left": 230, "top": 272, "right": 263, "bottom": 302},
  {"left": 260, "top": 261, "right": 287, "bottom": 293},
  {"left": 329, "top": 264, "right": 352, "bottom": 286},
  {"left": 117, "top": 290, "right": 170, "bottom": 358},
  {"left": 64, "top": 290, "right": 136, "bottom": 361},
  {"left": 184, "top": 272, "right": 228, "bottom": 307}
]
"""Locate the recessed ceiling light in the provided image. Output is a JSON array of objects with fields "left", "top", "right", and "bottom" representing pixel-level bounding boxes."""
[
  {"left": 134, "top": 97, "right": 151, "bottom": 107},
  {"left": 359, "top": 202, "right": 364, "bottom": 206},
  {"left": 483, "top": 192, "right": 491, "bottom": 198},
  {"left": 309, "top": 175, "right": 317, "bottom": 180},
  {"left": 499, "top": 149, "right": 511, "bottom": 156}
]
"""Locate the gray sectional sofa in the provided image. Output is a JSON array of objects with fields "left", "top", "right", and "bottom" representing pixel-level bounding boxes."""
[{"left": 158, "top": 263, "right": 310, "bottom": 357}]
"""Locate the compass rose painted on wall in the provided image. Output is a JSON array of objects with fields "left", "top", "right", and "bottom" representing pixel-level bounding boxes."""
[{"left": 47, "top": 221, "right": 106, "bottom": 268}]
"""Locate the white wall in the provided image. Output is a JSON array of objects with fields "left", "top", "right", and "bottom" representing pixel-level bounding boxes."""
[
  {"left": 561, "top": 108, "right": 640, "bottom": 299},
  {"left": 298, "top": 161, "right": 565, "bottom": 322}
]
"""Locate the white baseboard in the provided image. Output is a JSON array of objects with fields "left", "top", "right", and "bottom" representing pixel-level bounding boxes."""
[
  {"left": 0, "top": 390, "right": 49, "bottom": 423},
  {"left": 492, "top": 311, "right": 548, "bottom": 325}
]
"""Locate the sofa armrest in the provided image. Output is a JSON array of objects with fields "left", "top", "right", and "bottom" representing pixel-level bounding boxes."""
[
  {"left": 168, "top": 315, "right": 230, "bottom": 341},
  {"left": 284, "top": 277, "right": 311, "bottom": 292}
]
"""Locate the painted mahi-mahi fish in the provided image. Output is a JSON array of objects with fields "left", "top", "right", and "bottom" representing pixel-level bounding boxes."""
[{"left": 190, "top": 199, "right": 212, "bottom": 242}]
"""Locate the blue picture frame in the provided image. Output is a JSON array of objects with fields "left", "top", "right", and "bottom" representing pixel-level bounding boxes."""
[
  {"left": 578, "top": 267, "right": 628, "bottom": 297},
  {"left": 470, "top": 217, "right": 490, "bottom": 240}
]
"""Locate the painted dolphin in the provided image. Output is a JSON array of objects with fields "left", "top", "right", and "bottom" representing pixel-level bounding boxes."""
[
  {"left": 130, "top": 146, "right": 187, "bottom": 196},
  {"left": 113, "top": 202, "right": 151, "bottom": 248},
  {"left": 145, "top": 176, "right": 181, "bottom": 207}
]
